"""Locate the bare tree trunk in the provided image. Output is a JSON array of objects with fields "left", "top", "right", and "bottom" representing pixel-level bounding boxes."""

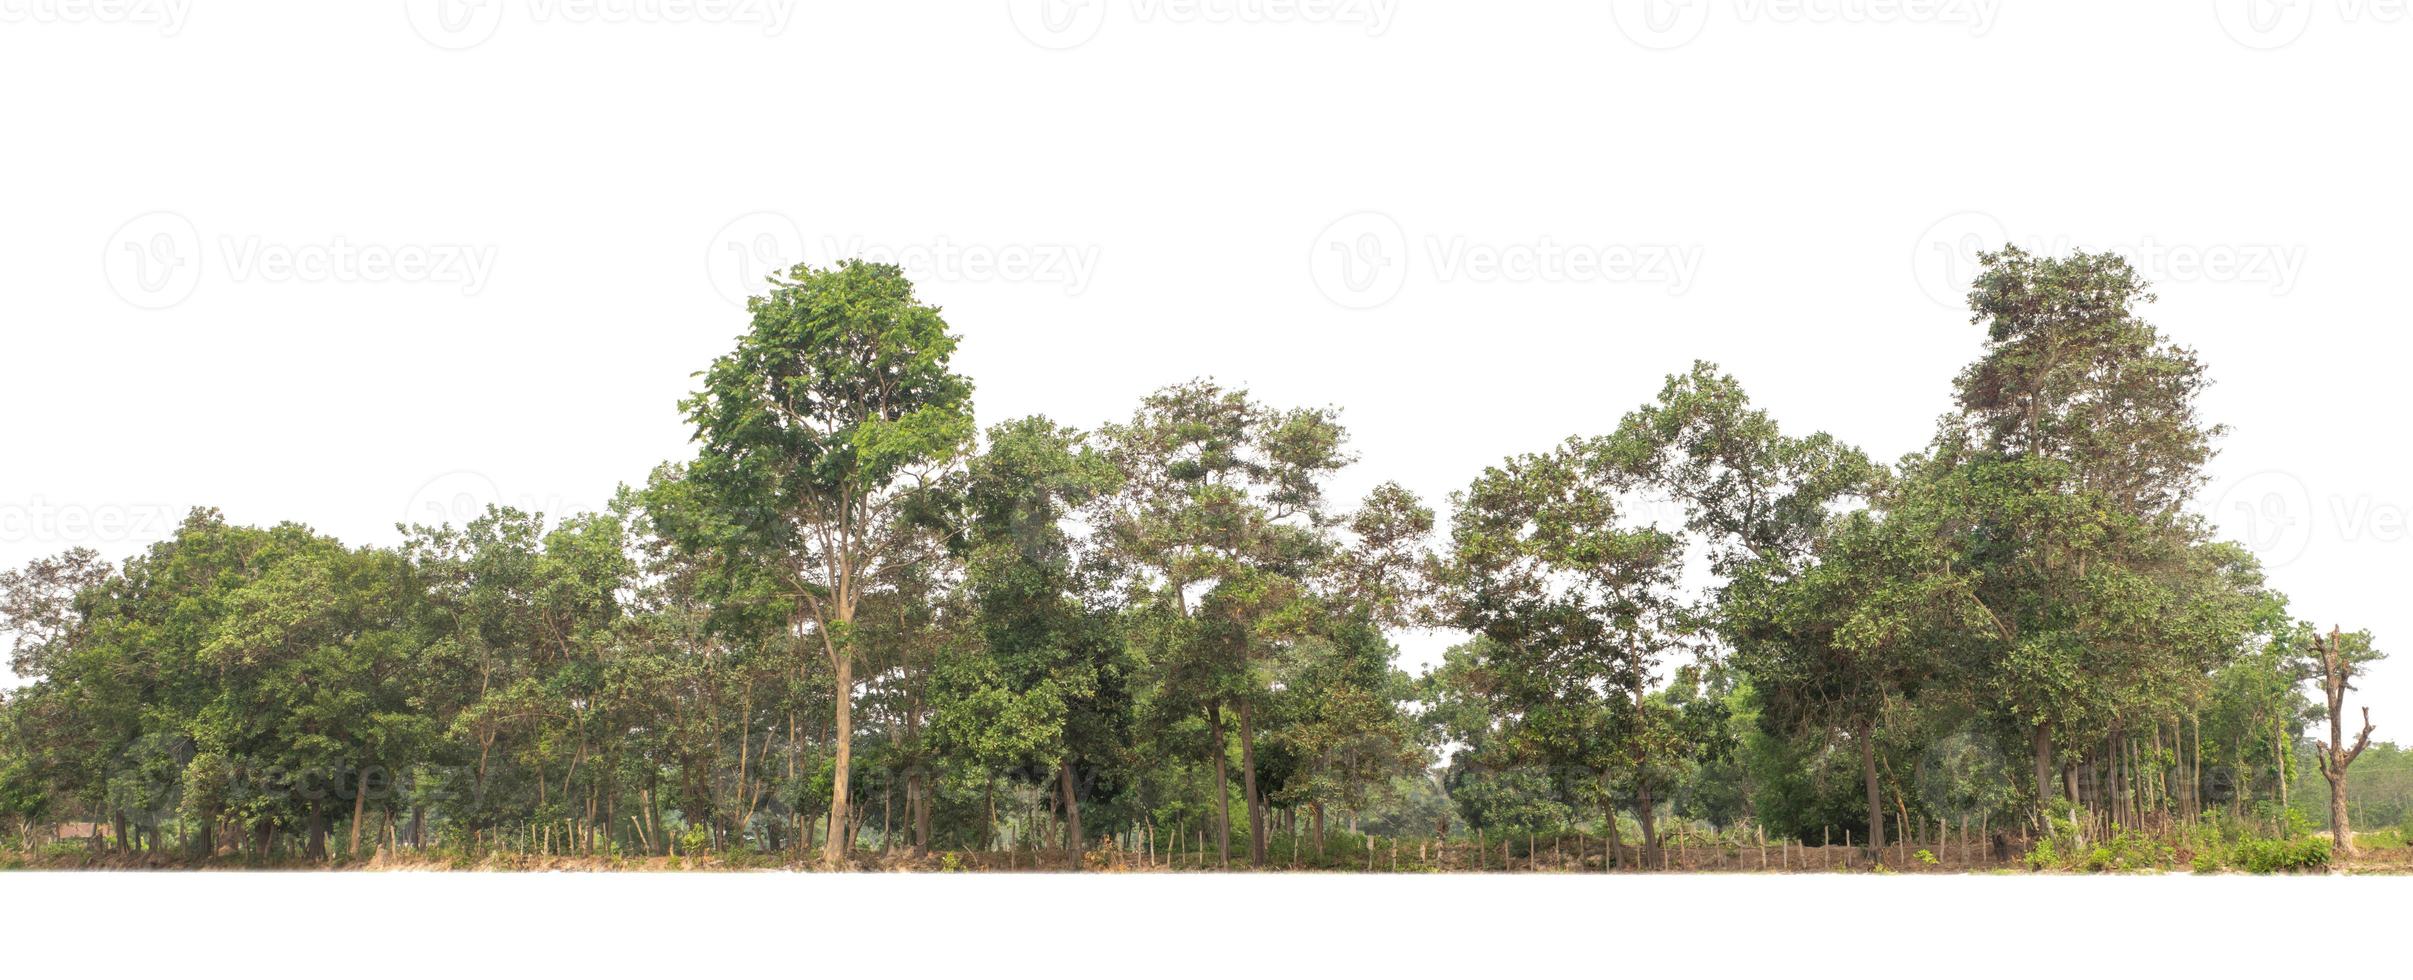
[
  {"left": 349, "top": 767, "right": 369, "bottom": 858},
  {"left": 1859, "top": 717, "right": 1885, "bottom": 854},
  {"left": 822, "top": 651, "right": 853, "bottom": 867},
  {"left": 1206, "top": 703, "right": 1231, "bottom": 868},
  {"left": 1600, "top": 780, "right": 1622, "bottom": 872},
  {"left": 914, "top": 769, "right": 933, "bottom": 858},
  {"left": 1239, "top": 699, "right": 1267, "bottom": 867},
  {"left": 2314, "top": 629, "right": 2377, "bottom": 857},
  {"left": 1059, "top": 759, "right": 1084, "bottom": 871},
  {"left": 2031, "top": 724, "right": 2056, "bottom": 829},
  {"left": 1634, "top": 768, "right": 1659, "bottom": 868}
]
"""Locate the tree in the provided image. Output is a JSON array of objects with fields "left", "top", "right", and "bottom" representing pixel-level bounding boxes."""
[
  {"left": 1942, "top": 246, "right": 2223, "bottom": 824},
  {"left": 1743, "top": 499, "right": 1966, "bottom": 851},
  {"left": 1439, "top": 440, "right": 1692, "bottom": 865},
  {"left": 669, "top": 260, "right": 975, "bottom": 865},
  {"left": 1606, "top": 362, "right": 1880, "bottom": 844},
  {"left": 930, "top": 415, "right": 1125, "bottom": 867},
  {"left": 2308, "top": 627, "right": 2382, "bottom": 855},
  {"left": 1097, "top": 380, "right": 1351, "bottom": 867},
  {"left": 0, "top": 548, "right": 114, "bottom": 682}
]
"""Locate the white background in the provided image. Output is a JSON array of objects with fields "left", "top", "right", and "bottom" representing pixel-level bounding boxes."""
[
  {"left": 2, "top": 870, "right": 2405, "bottom": 976},
  {"left": 4, "top": 2, "right": 2412, "bottom": 968}
]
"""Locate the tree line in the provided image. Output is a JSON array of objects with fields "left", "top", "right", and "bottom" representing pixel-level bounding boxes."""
[{"left": 0, "top": 247, "right": 2393, "bottom": 870}]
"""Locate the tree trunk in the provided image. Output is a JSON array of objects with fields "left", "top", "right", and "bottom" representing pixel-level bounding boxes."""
[
  {"left": 1059, "top": 759, "right": 1084, "bottom": 871},
  {"left": 305, "top": 811, "right": 328, "bottom": 862},
  {"left": 1859, "top": 717, "right": 1885, "bottom": 853},
  {"left": 1238, "top": 699, "right": 1267, "bottom": 867},
  {"left": 1601, "top": 780, "right": 1622, "bottom": 871},
  {"left": 2031, "top": 724, "right": 2056, "bottom": 828},
  {"left": 981, "top": 775, "right": 997, "bottom": 851},
  {"left": 349, "top": 766, "right": 369, "bottom": 859},
  {"left": 822, "top": 651, "right": 853, "bottom": 867},
  {"left": 1634, "top": 768, "right": 1659, "bottom": 868},
  {"left": 2328, "top": 770, "right": 2354, "bottom": 856},
  {"left": 914, "top": 769, "right": 933, "bottom": 858},
  {"left": 1206, "top": 703, "right": 1232, "bottom": 868}
]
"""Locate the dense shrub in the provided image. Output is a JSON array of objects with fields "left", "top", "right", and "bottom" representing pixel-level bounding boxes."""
[{"left": 2229, "top": 836, "right": 2330, "bottom": 874}]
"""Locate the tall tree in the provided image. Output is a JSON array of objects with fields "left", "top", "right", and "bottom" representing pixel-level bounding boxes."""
[
  {"left": 930, "top": 415, "right": 1124, "bottom": 867},
  {"left": 1097, "top": 380, "right": 1350, "bottom": 866},
  {"left": 1440, "top": 441, "right": 1691, "bottom": 864},
  {"left": 2308, "top": 626, "right": 2382, "bottom": 856},
  {"left": 669, "top": 260, "right": 975, "bottom": 865},
  {"left": 1942, "top": 246, "right": 2221, "bottom": 823},
  {"left": 1606, "top": 362, "right": 1880, "bottom": 842}
]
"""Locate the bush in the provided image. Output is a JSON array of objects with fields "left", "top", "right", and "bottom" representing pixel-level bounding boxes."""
[
  {"left": 2231, "top": 835, "right": 2329, "bottom": 874},
  {"left": 2079, "top": 830, "right": 2175, "bottom": 873},
  {"left": 2353, "top": 827, "right": 2408, "bottom": 851},
  {"left": 2023, "top": 837, "right": 2059, "bottom": 871}
]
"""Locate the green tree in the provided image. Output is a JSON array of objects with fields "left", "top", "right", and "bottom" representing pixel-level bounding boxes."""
[
  {"left": 1097, "top": 380, "right": 1351, "bottom": 866},
  {"left": 1438, "top": 441, "right": 1691, "bottom": 864},
  {"left": 929, "top": 415, "right": 1124, "bottom": 867},
  {"left": 668, "top": 260, "right": 975, "bottom": 865}
]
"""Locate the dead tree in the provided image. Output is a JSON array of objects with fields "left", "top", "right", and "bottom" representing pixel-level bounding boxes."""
[{"left": 2311, "top": 627, "right": 2378, "bottom": 857}]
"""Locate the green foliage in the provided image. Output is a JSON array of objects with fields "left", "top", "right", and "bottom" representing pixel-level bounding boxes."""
[
  {"left": 2023, "top": 836, "right": 2058, "bottom": 871},
  {"left": 2229, "top": 835, "right": 2330, "bottom": 874},
  {"left": 0, "top": 256, "right": 2395, "bottom": 876}
]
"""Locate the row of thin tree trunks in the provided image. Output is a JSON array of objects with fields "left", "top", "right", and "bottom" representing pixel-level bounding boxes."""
[
  {"left": 2022, "top": 712, "right": 2296, "bottom": 839},
  {"left": 957, "top": 823, "right": 2034, "bottom": 873}
]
